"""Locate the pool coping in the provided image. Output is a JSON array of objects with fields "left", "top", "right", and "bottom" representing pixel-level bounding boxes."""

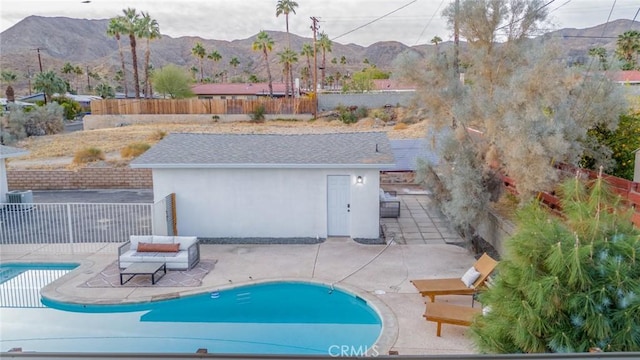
[
  {"left": 33, "top": 264, "right": 397, "bottom": 355},
  {"left": 2, "top": 240, "right": 479, "bottom": 355}
]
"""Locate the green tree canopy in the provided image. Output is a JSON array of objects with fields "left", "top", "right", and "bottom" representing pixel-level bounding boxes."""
[
  {"left": 151, "top": 64, "right": 194, "bottom": 99},
  {"left": 191, "top": 42, "right": 206, "bottom": 82},
  {"left": 95, "top": 83, "right": 115, "bottom": 99},
  {"left": 33, "top": 70, "right": 67, "bottom": 104},
  {"left": 616, "top": 30, "right": 640, "bottom": 70},
  {"left": 120, "top": 8, "right": 143, "bottom": 98},
  {"left": 1, "top": 70, "right": 18, "bottom": 102},
  {"left": 400, "top": 0, "right": 627, "bottom": 242},
  {"left": 107, "top": 16, "right": 128, "bottom": 96},
  {"left": 139, "top": 11, "right": 160, "bottom": 98},
  {"left": 252, "top": 31, "right": 275, "bottom": 96},
  {"left": 472, "top": 175, "right": 640, "bottom": 353}
]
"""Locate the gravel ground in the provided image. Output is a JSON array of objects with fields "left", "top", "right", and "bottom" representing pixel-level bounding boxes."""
[{"left": 7, "top": 117, "right": 429, "bottom": 170}]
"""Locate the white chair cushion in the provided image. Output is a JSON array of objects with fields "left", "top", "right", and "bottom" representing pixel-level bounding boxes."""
[{"left": 461, "top": 266, "right": 481, "bottom": 288}]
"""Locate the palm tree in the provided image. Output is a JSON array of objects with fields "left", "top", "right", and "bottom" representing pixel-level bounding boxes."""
[
  {"left": 252, "top": 30, "right": 275, "bottom": 96},
  {"left": 431, "top": 35, "right": 443, "bottom": 52},
  {"left": 61, "top": 62, "right": 74, "bottom": 92},
  {"left": 121, "top": 8, "right": 142, "bottom": 98},
  {"left": 107, "top": 17, "right": 128, "bottom": 97},
  {"left": 191, "top": 42, "right": 206, "bottom": 82},
  {"left": 73, "top": 65, "right": 83, "bottom": 93},
  {"left": 278, "top": 48, "right": 298, "bottom": 98},
  {"left": 95, "top": 83, "right": 115, "bottom": 99},
  {"left": 33, "top": 70, "right": 66, "bottom": 104},
  {"left": 229, "top": 57, "right": 240, "bottom": 79},
  {"left": 317, "top": 32, "right": 332, "bottom": 89},
  {"left": 340, "top": 55, "right": 347, "bottom": 65},
  {"left": 616, "top": 30, "right": 640, "bottom": 70},
  {"left": 207, "top": 50, "right": 222, "bottom": 82},
  {"left": 275, "top": 0, "right": 299, "bottom": 47},
  {"left": 588, "top": 47, "right": 608, "bottom": 70},
  {"left": 189, "top": 66, "right": 198, "bottom": 81},
  {"left": 139, "top": 11, "right": 160, "bottom": 98},
  {"left": 275, "top": 0, "right": 298, "bottom": 99},
  {"left": 1, "top": 70, "right": 17, "bottom": 102},
  {"left": 300, "top": 43, "right": 314, "bottom": 89}
]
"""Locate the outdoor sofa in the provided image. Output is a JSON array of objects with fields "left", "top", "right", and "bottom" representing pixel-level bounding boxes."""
[
  {"left": 118, "top": 235, "right": 200, "bottom": 270},
  {"left": 380, "top": 188, "right": 401, "bottom": 218}
]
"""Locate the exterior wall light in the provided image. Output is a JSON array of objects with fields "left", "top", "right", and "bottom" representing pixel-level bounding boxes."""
[{"left": 356, "top": 176, "right": 363, "bottom": 184}]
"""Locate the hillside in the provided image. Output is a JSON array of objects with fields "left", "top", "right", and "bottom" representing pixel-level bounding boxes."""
[{"left": 1, "top": 16, "right": 638, "bottom": 97}]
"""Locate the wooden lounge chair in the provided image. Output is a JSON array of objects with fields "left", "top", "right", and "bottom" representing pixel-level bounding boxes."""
[
  {"left": 423, "top": 302, "right": 482, "bottom": 337},
  {"left": 410, "top": 253, "right": 498, "bottom": 302}
]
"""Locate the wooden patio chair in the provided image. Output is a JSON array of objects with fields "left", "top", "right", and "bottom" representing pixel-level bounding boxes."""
[
  {"left": 423, "top": 302, "right": 482, "bottom": 337},
  {"left": 410, "top": 253, "right": 498, "bottom": 302}
]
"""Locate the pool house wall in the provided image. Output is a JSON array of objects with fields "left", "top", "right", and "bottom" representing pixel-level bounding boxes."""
[{"left": 151, "top": 167, "right": 381, "bottom": 240}]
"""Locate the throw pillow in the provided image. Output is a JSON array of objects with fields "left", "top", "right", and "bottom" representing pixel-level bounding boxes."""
[
  {"left": 137, "top": 242, "right": 180, "bottom": 253},
  {"left": 460, "top": 266, "right": 481, "bottom": 288}
]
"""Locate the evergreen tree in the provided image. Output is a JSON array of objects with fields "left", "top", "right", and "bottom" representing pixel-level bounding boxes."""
[{"left": 471, "top": 173, "right": 640, "bottom": 353}]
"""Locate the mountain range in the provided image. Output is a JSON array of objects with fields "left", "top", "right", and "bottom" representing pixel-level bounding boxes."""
[{"left": 1, "top": 16, "right": 638, "bottom": 96}]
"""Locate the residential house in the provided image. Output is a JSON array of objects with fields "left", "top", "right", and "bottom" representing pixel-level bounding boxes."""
[
  {"left": 130, "top": 132, "right": 395, "bottom": 241},
  {"left": 0, "top": 145, "right": 28, "bottom": 206},
  {"left": 191, "top": 82, "right": 291, "bottom": 99}
]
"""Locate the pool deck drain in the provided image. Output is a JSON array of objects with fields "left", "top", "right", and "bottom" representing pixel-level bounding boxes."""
[{"left": 1, "top": 192, "right": 477, "bottom": 356}]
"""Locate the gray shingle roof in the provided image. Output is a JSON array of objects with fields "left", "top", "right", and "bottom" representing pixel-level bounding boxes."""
[
  {"left": 0, "top": 145, "right": 28, "bottom": 159},
  {"left": 131, "top": 132, "right": 395, "bottom": 169},
  {"left": 383, "top": 139, "right": 440, "bottom": 171}
]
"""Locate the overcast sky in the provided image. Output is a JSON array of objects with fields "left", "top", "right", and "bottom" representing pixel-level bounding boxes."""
[{"left": 1, "top": 0, "right": 638, "bottom": 46}]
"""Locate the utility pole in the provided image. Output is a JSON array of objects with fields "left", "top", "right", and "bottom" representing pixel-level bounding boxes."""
[
  {"left": 34, "top": 48, "right": 44, "bottom": 73},
  {"left": 310, "top": 16, "right": 320, "bottom": 119},
  {"left": 86, "top": 65, "right": 91, "bottom": 92}
]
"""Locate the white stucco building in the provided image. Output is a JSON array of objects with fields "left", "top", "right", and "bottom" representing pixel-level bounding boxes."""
[
  {"left": 131, "top": 132, "right": 395, "bottom": 241},
  {"left": 0, "top": 145, "right": 28, "bottom": 206}
]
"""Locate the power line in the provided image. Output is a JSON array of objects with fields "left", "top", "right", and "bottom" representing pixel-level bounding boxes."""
[
  {"left": 413, "top": 0, "right": 447, "bottom": 46},
  {"left": 331, "top": 0, "right": 418, "bottom": 42}
]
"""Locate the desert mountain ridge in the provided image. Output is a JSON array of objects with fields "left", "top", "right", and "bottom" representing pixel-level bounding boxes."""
[{"left": 1, "top": 16, "right": 638, "bottom": 96}]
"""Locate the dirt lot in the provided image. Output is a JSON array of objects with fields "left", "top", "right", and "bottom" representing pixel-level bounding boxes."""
[{"left": 7, "top": 117, "right": 428, "bottom": 170}]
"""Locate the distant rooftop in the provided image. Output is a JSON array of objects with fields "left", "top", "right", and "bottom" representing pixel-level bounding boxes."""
[{"left": 131, "top": 132, "right": 395, "bottom": 169}]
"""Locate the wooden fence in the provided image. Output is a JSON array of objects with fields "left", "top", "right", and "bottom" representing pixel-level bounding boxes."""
[
  {"left": 502, "top": 163, "right": 640, "bottom": 228},
  {"left": 90, "top": 98, "right": 314, "bottom": 115}
]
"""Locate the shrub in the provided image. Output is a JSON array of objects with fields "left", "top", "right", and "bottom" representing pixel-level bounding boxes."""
[
  {"left": 371, "top": 109, "right": 390, "bottom": 122},
  {"left": 121, "top": 142, "right": 151, "bottom": 158},
  {"left": 147, "top": 129, "right": 167, "bottom": 141},
  {"left": 73, "top": 147, "right": 105, "bottom": 164},
  {"left": 52, "top": 96, "right": 82, "bottom": 120},
  {"left": 355, "top": 106, "right": 368, "bottom": 119},
  {"left": 393, "top": 122, "right": 408, "bottom": 130},
  {"left": 472, "top": 176, "right": 640, "bottom": 353},
  {"left": 249, "top": 104, "right": 266, "bottom": 123},
  {"left": 336, "top": 105, "right": 358, "bottom": 124},
  {"left": 5, "top": 103, "right": 64, "bottom": 142}
]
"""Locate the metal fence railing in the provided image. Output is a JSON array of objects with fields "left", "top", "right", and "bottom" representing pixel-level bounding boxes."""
[{"left": 0, "top": 203, "right": 153, "bottom": 253}]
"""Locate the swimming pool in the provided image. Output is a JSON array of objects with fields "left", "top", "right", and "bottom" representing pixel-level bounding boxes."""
[{"left": 0, "top": 263, "right": 382, "bottom": 355}]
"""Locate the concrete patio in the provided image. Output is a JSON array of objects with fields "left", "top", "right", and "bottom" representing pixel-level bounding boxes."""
[{"left": 0, "top": 191, "right": 482, "bottom": 356}]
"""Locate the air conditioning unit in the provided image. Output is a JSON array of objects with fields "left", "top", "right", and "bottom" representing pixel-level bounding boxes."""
[{"left": 6, "top": 190, "right": 34, "bottom": 211}]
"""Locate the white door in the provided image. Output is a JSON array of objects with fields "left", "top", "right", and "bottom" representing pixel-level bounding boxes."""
[{"left": 327, "top": 175, "right": 350, "bottom": 236}]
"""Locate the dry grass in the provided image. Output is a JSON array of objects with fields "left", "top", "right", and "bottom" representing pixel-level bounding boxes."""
[{"left": 8, "top": 118, "right": 429, "bottom": 169}]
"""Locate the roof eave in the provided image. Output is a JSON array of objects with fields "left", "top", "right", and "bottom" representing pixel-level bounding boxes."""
[{"left": 130, "top": 163, "right": 395, "bottom": 169}]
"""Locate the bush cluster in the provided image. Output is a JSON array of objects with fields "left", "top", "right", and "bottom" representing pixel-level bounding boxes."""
[
  {"left": 51, "top": 96, "right": 82, "bottom": 120},
  {"left": 336, "top": 105, "right": 368, "bottom": 124},
  {"left": 249, "top": 104, "right": 266, "bottom": 123},
  {"left": 3, "top": 103, "right": 64, "bottom": 143},
  {"left": 121, "top": 142, "right": 151, "bottom": 158},
  {"left": 73, "top": 147, "right": 105, "bottom": 164}
]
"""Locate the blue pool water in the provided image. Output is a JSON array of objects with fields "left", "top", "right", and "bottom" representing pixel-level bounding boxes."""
[{"left": 0, "top": 263, "right": 382, "bottom": 355}]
